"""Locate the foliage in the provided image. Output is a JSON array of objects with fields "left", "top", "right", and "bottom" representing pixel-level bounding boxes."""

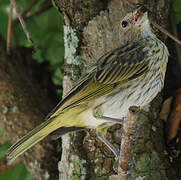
[
  {"left": 0, "top": 164, "right": 32, "bottom": 180},
  {"left": 0, "top": 0, "right": 64, "bottom": 94},
  {"left": 0, "top": 142, "right": 11, "bottom": 158},
  {"left": 172, "top": 0, "right": 181, "bottom": 24}
]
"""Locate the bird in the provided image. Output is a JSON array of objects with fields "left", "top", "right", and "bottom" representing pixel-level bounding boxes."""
[{"left": 7, "top": 7, "right": 169, "bottom": 163}]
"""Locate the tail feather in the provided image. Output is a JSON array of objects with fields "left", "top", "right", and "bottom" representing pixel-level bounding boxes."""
[{"left": 7, "top": 118, "right": 58, "bottom": 163}]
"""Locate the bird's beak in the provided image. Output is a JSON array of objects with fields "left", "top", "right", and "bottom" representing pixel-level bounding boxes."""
[{"left": 134, "top": 7, "right": 148, "bottom": 24}]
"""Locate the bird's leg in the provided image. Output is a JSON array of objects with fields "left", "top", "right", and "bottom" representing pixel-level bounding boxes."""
[
  {"left": 97, "top": 132, "right": 135, "bottom": 173},
  {"left": 94, "top": 107, "right": 123, "bottom": 171},
  {"left": 96, "top": 132, "right": 120, "bottom": 172},
  {"left": 96, "top": 132, "right": 119, "bottom": 158},
  {"left": 93, "top": 106, "right": 124, "bottom": 124},
  {"left": 95, "top": 116, "right": 124, "bottom": 124}
]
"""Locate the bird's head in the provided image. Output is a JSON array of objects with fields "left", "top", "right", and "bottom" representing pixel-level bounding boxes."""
[{"left": 119, "top": 7, "right": 155, "bottom": 44}]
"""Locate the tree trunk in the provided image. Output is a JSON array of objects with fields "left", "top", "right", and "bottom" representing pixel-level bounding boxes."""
[
  {"left": 0, "top": 37, "right": 60, "bottom": 179},
  {"left": 55, "top": 0, "right": 172, "bottom": 179}
]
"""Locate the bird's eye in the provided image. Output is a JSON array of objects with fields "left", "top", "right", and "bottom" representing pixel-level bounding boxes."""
[{"left": 121, "top": 21, "right": 128, "bottom": 28}]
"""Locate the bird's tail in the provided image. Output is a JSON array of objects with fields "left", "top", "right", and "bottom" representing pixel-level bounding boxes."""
[{"left": 7, "top": 117, "right": 61, "bottom": 163}]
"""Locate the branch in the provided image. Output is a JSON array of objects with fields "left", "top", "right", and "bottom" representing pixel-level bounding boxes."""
[
  {"left": 14, "top": 3, "right": 52, "bottom": 25},
  {"left": 7, "top": 1, "right": 13, "bottom": 55},
  {"left": 22, "top": 0, "right": 39, "bottom": 17},
  {"left": 24, "top": 4, "right": 52, "bottom": 22},
  {"left": 151, "top": 21, "right": 181, "bottom": 46},
  {"left": 118, "top": 106, "right": 139, "bottom": 180},
  {"left": 10, "top": 0, "right": 37, "bottom": 50}
]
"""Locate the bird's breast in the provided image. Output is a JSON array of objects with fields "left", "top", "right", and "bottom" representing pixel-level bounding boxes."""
[{"left": 95, "top": 69, "right": 164, "bottom": 120}]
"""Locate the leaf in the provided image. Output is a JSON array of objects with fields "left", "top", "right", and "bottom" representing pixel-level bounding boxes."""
[
  {"left": 172, "top": 0, "right": 181, "bottom": 23},
  {"left": 0, "top": 164, "right": 32, "bottom": 180},
  {"left": 0, "top": 1, "right": 64, "bottom": 94},
  {"left": 0, "top": 142, "right": 11, "bottom": 158},
  {"left": 32, "top": 49, "right": 44, "bottom": 63},
  {"left": 13, "top": 8, "right": 64, "bottom": 90},
  {"left": 0, "top": 11, "right": 9, "bottom": 40},
  {"left": 0, "top": 128, "right": 3, "bottom": 136}
]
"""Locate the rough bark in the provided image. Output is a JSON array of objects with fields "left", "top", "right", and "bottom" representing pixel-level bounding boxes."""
[
  {"left": 0, "top": 37, "right": 60, "bottom": 179},
  {"left": 55, "top": 0, "right": 172, "bottom": 179}
]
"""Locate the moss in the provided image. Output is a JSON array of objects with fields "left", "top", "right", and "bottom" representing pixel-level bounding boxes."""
[
  {"left": 131, "top": 150, "right": 167, "bottom": 179},
  {"left": 69, "top": 155, "right": 87, "bottom": 180},
  {"left": 136, "top": 111, "right": 149, "bottom": 127},
  {"left": 135, "top": 154, "right": 152, "bottom": 172}
]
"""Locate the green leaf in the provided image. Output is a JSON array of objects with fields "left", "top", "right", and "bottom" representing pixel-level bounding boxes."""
[
  {"left": 32, "top": 49, "right": 44, "bottom": 63},
  {"left": 13, "top": 8, "right": 64, "bottom": 90},
  {"left": 172, "top": 0, "right": 181, "bottom": 12},
  {"left": 0, "top": 0, "right": 9, "bottom": 6},
  {"left": 0, "top": 10, "right": 8, "bottom": 40},
  {"left": 0, "top": 164, "right": 32, "bottom": 180},
  {"left": 0, "top": 142, "right": 11, "bottom": 158},
  {"left": 52, "top": 67, "right": 63, "bottom": 85},
  {"left": 0, "top": 128, "right": 3, "bottom": 136},
  {"left": 0, "top": 1, "right": 64, "bottom": 95},
  {"left": 172, "top": 0, "right": 181, "bottom": 23}
]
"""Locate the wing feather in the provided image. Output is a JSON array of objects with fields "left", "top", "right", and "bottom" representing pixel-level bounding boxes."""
[
  {"left": 48, "top": 38, "right": 152, "bottom": 118},
  {"left": 95, "top": 41, "right": 149, "bottom": 84}
]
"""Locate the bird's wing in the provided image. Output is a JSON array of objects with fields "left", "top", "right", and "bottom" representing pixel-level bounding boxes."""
[
  {"left": 95, "top": 39, "right": 149, "bottom": 84},
  {"left": 48, "top": 39, "right": 151, "bottom": 118}
]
